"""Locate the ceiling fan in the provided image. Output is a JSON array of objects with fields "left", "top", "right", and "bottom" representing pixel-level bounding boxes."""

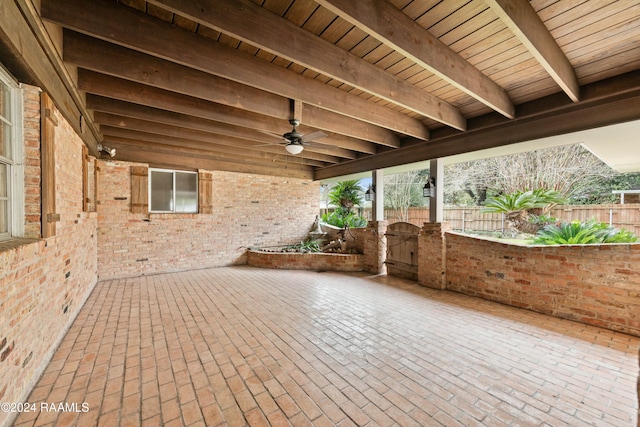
[{"left": 280, "top": 119, "right": 327, "bottom": 155}]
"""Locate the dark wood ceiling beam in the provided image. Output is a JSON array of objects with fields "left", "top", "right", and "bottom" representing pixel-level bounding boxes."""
[
  {"left": 86, "top": 95, "right": 364, "bottom": 159},
  {"left": 315, "top": 0, "right": 515, "bottom": 119},
  {"left": 484, "top": 0, "right": 579, "bottom": 102},
  {"left": 105, "top": 140, "right": 315, "bottom": 180},
  {"left": 100, "top": 130, "right": 327, "bottom": 167},
  {"left": 62, "top": 30, "right": 381, "bottom": 152},
  {"left": 94, "top": 111, "right": 357, "bottom": 159},
  {"left": 40, "top": 0, "right": 429, "bottom": 141},
  {"left": 148, "top": 0, "right": 466, "bottom": 130},
  {"left": 101, "top": 126, "right": 339, "bottom": 165},
  {"left": 315, "top": 71, "right": 640, "bottom": 179},
  {"left": 88, "top": 95, "right": 282, "bottom": 145},
  {"left": 77, "top": 70, "right": 362, "bottom": 159},
  {"left": 63, "top": 30, "right": 290, "bottom": 119}
]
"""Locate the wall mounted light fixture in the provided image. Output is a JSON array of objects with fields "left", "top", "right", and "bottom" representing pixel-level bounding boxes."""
[
  {"left": 97, "top": 143, "right": 116, "bottom": 157},
  {"left": 365, "top": 185, "right": 375, "bottom": 202},
  {"left": 423, "top": 177, "right": 436, "bottom": 198}
]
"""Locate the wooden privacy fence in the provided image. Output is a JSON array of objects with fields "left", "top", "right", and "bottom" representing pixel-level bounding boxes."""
[{"left": 352, "top": 204, "right": 640, "bottom": 235}]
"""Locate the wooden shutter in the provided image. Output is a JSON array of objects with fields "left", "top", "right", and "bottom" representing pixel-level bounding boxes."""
[
  {"left": 131, "top": 166, "right": 148, "bottom": 213},
  {"left": 198, "top": 171, "right": 213, "bottom": 214},
  {"left": 82, "top": 145, "right": 90, "bottom": 212},
  {"left": 41, "top": 93, "right": 58, "bottom": 238}
]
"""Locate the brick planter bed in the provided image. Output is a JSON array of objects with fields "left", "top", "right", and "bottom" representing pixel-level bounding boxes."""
[
  {"left": 246, "top": 250, "right": 364, "bottom": 272},
  {"left": 445, "top": 232, "right": 640, "bottom": 337}
]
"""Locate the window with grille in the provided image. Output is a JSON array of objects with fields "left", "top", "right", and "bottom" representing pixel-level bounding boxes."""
[
  {"left": 148, "top": 168, "right": 198, "bottom": 213},
  {"left": 0, "top": 65, "right": 23, "bottom": 240}
]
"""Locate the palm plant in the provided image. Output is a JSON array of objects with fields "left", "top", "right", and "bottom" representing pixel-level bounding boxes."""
[
  {"left": 482, "top": 189, "right": 565, "bottom": 234},
  {"left": 533, "top": 220, "right": 638, "bottom": 245},
  {"left": 327, "top": 180, "right": 364, "bottom": 213},
  {"left": 322, "top": 180, "right": 367, "bottom": 228}
]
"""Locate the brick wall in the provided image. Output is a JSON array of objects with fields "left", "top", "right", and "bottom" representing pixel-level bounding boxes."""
[
  {"left": 445, "top": 232, "right": 640, "bottom": 336},
  {"left": 246, "top": 250, "right": 363, "bottom": 271},
  {"left": 97, "top": 162, "right": 320, "bottom": 279},
  {"left": 0, "top": 86, "right": 97, "bottom": 427},
  {"left": 23, "top": 86, "right": 42, "bottom": 238},
  {"left": 418, "top": 222, "right": 450, "bottom": 290},
  {"left": 363, "top": 221, "right": 387, "bottom": 274}
]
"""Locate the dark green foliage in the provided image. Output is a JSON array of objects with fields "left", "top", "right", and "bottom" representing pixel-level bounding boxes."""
[
  {"left": 532, "top": 220, "right": 638, "bottom": 245},
  {"left": 481, "top": 189, "right": 565, "bottom": 214},
  {"left": 482, "top": 189, "right": 566, "bottom": 234},
  {"left": 321, "top": 209, "right": 367, "bottom": 228},
  {"left": 284, "top": 239, "right": 322, "bottom": 253},
  {"left": 322, "top": 180, "right": 367, "bottom": 228},
  {"left": 327, "top": 180, "right": 364, "bottom": 212}
]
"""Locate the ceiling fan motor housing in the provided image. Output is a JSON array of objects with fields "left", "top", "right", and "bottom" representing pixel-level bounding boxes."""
[{"left": 284, "top": 119, "right": 303, "bottom": 142}]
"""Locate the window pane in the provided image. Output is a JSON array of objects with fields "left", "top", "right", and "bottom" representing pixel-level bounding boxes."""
[
  {"left": 0, "top": 83, "right": 8, "bottom": 120},
  {"left": 0, "top": 163, "right": 7, "bottom": 198},
  {"left": 0, "top": 120, "right": 9, "bottom": 159},
  {"left": 0, "top": 200, "right": 7, "bottom": 235},
  {"left": 150, "top": 170, "right": 173, "bottom": 211},
  {"left": 175, "top": 172, "right": 197, "bottom": 213}
]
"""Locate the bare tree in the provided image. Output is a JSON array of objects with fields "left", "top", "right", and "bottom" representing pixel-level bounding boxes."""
[
  {"left": 384, "top": 170, "right": 426, "bottom": 221},
  {"left": 445, "top": 144, "right": 616, "bottom": 204}
]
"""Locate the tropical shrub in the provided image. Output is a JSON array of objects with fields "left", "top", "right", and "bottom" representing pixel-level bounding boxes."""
[
  {"left": 321, "top": 209, "right": 367, "bottom": 228},
  {"left": 532, "top": 220, "right": 638, "bottom": 245},
  {"left": 328, "top": 180, "right": 364, "bottom": 212},
  {"left": 284, "top": 239, "right": 322, "bottom": 253},
  {"left": 482, "top": 189, "right": 566, "bottom": 234},
  {"left": 322, "top": 180, "right": 367, "bottom": 228}
]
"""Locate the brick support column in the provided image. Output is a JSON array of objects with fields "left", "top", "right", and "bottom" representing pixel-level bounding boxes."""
[
  {"left": 363, "top": 220, "right": 387, "bottom": 274},
  {"left": 418, "top": 222, "right": 450, "bottom": 289}
]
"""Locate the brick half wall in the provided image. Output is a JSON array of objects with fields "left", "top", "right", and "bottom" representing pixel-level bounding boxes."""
[
  {"left": 445, "top": 232, "right": 640, "bottom": 337},
  {"left": 247, "top": 250, "right": 363, "bottom": 271}
]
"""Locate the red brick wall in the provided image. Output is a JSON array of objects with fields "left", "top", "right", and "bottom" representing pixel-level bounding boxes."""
[
  {"left": 445, "top": 232, "right": 640, "bottom": 336},
  {"left": 246, "top": 250, "right": 363, "bottom": 271},
  {"left": 97, "top": 162, "right": 320, "bottom": 279},
  {"left": 23, "top": 86, "right": 42, "bottom": 238},
  {"left": 363, "top": 221, "right": 387, "bottom": 274},
  {"left": 418, "top": 222, "right": 450, "bottom": 289},
  {"left": 0, "top": 86, "right": 98, "bottom": 427}
]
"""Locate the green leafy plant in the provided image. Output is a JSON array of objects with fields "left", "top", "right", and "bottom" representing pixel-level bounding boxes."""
[
  {"left": 284, "top": 239, "right": 322, "bottom": 253},
  {"left": 528, "top": 214, "right": 558, "bottom": 224},
  {"left": 532, "top": 220, "right": 638, "bottom": 245},
  {"left": 591, "top": 222, "right": 638, "bottom": 243},
  {"left": 322, "top": 180, "right": 367, "bottom": 228},
  {"left": 482, "top": 189, "right": 566, "bottom": 234},
  {"left": 328, "top": 180, "right": 364, "bottom": 212},
  {"left": 321, "top": 209, "right": 367, "bottom": 228}
]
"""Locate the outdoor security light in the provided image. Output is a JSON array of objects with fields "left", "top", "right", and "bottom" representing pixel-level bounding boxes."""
[{"left": 423, "top": 177, "right": 436, "bottom": 198}]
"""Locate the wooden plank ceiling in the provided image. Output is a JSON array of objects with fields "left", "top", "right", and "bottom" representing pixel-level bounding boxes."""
[{"left": 38, "top": 0, "right": 640, "bottom": 180}]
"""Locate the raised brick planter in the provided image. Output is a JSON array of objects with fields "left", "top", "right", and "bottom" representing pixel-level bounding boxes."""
[
  {"left": 246, "top": 250, "right": 363, "bottom": 272},
  {"left": 445, "top": 232, "right": 640, "bottom": 337}
]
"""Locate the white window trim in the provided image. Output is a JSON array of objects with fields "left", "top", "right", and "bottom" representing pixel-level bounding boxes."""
[
  {"left": 0, "top": 64, "right": 24, "bottom": 240},
  {"left": 148, "top": 168, "right": 198, "bottom": 213}
]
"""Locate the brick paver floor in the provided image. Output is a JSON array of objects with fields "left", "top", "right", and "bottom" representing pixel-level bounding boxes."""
[{"left": 13, "top": 266, "right": 640, "bottom": 427}]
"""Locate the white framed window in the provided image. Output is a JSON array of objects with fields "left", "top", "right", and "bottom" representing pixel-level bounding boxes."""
[
  {"left": 149, "top": 168, "right": 198, "bottom": 213},
  {"left": 0, "top": 64, "right": 24, "bottom": 240}
]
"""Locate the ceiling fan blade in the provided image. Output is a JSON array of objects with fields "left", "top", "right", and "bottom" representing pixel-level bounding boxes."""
[
  {"left": 254, "top": 142, "right": 285, "bottom": 147},
  {"left": 301, "top": 130, "right": 328, "bottom": 143}
]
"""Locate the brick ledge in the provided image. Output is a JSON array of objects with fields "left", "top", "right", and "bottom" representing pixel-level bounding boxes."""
[{"left": 246, "top": 250, "right": 363, "bottom": 272}]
